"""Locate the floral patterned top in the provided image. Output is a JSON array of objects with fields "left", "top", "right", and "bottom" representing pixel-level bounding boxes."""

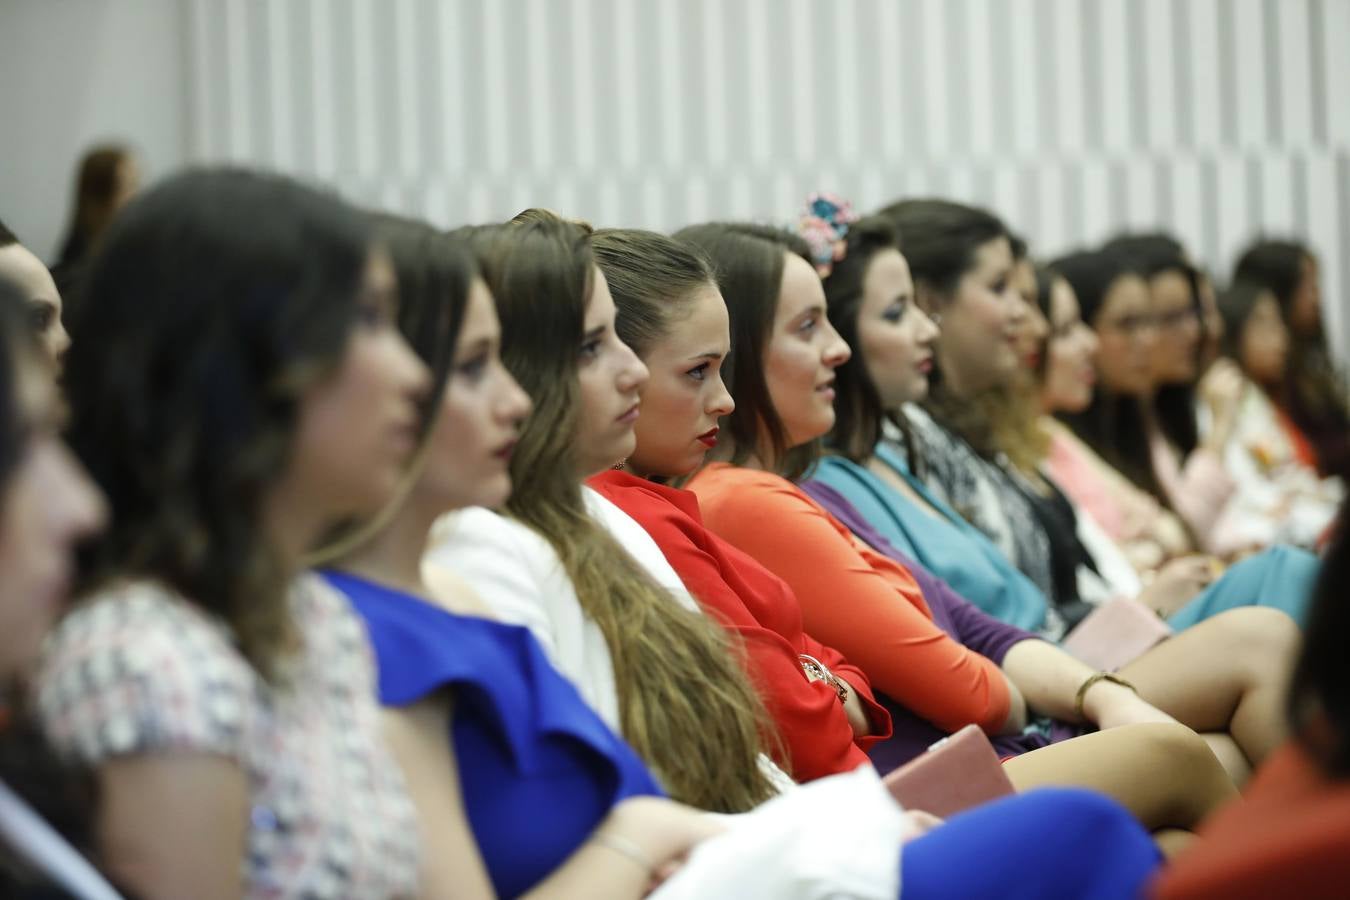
[{"left": 34, "top": 575, "right": 420, "bottom": 899}]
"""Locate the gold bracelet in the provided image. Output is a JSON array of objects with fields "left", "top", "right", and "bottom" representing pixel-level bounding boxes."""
[
  {"left": 591, "top": 832, "right": 655, "bottom": 878},
  {"left": 1074, "top": 671, "right": 1138, "bottom": 722}
]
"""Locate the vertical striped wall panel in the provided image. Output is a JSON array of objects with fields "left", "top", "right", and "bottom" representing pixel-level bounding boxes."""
[{"left": 184, "top": 0, "right": 1350, "bottom": 357}]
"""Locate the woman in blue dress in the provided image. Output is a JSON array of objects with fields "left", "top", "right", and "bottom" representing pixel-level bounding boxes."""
[{"left": 315, "top": 214, "right": 1161, "bottom": 898}]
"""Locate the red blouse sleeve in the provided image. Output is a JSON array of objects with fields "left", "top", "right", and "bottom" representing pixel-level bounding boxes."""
[
  {"left": 589, "top": 474, "right": 887, "bottom": 781},
  {"left": 690, "top": 467, "right": 1011, "bottom": 736}
]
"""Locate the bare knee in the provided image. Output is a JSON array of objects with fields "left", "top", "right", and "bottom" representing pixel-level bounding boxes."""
[
  {"left": 1134, "top": 723, "right": 1238, "bottom": 813},
  {"left": 1208, "top": 607, "right": 1301, "bottom": 677}
]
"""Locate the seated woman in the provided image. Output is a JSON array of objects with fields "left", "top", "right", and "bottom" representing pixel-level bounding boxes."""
[
  {"left": 427, "top": 214, "right": 790, "bottom": 813},
  {"left": 1050, "top": 247, "right": 1322, "bottom": 624},
  {"left": 320, "top": 212, "right": 1162, "bottom": 899},
  {"left": 792, "top": 204, "right": 1297, "bottom": 783},
  {"left": 672, "top": 218, "right": 1252, "bottom": 839},
  {"left": 0, "top": 219, "right": 70, "bottom": 368},
  {"left": 1200, "top": 280, "right": 1342, "bottom": 547},
  {"left": 842, "top": 199, "right": 1316, "bottom": 628},
  {"left": 1235, "top": 238, "right": 1350, "bottom": 482},
  {"left": 0, "top": 287, "right": 113, "bottom": 896},
  {"left": 1039, "top": 261, "right": 1328, "bottom": 611},
  {"left": 1052, "top": 244, "right": 1253, "bottom": 557},
  {"left": 1036, "top": 264, "right": 1194, "bottom": 574},
  {"left": 1152, "top": 505, "right": 1350, "bottom": 899},
  {"left": 32, "top": 170, "right": 429, "bottom": 899},
  {"left": 586, "top": 226, "right": 892, "bottom": 782}
]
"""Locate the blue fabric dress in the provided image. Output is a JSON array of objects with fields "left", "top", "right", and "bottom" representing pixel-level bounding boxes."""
[
  {"left": 323, "top": 570, "right": 1161, "bottom": 899},
  {"left": 321, "top": 571, "right": 661, "bottom": 898},
  {"left": 808, "top": 449, "right": 1320, "bottom": 635}
]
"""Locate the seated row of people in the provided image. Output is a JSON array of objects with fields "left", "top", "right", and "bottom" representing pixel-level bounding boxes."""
[{"left": 0, "top": 168, "right": 1343, "bottom": 897}]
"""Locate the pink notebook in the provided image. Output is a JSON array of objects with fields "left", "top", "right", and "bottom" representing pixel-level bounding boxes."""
[
  {"left": 1061, "top": 595, "right": 1174, "bottom": 673},
  {"left": 882, "top": 724, "right": 1015, "bottom": 818}
]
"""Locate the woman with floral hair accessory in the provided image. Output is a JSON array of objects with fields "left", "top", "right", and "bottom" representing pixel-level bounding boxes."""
[
  {"left": 798, "top": 193, "right": 860, "bottom": 279},
  {"left": 804, "top": 195, "right": 1301, "bottom": 784},
  {"left": 674, "top": 215, "right": 1254, "bottom": 848}
]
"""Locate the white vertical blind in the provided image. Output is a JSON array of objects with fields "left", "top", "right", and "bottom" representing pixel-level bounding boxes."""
[{"left": 179, "top": 0, "right": 1350, "bottom": 358}]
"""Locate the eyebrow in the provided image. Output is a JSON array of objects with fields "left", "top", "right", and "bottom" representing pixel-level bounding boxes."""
[
  {"left": 459, "top": 334, "right": 495, "bottom": 353},
  {"left": 686, "top": 351, "right": 723, "bottom": 361},
  {"left": 583, "top": 323, "right": 606, "bottom": 340}
]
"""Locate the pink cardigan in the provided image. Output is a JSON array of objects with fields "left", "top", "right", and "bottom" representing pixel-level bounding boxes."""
[{"left": 1042, "top": 419, "right": 1192, "bottom": 571}]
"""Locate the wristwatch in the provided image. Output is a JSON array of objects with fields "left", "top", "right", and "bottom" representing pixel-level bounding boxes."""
[{"left": 798, "top": 653, "right": 850, "bottom": 701}]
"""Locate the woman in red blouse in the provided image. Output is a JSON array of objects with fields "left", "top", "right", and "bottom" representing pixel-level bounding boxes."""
[
  {"left": 588, "top": 226, "right": 1241, "bottom": 844},
  {"left": 589, "top": 230, "right": 890, "bottom": 781}
]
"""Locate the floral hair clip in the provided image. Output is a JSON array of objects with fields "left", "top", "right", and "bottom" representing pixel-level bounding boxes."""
[{"left": 797, "top": 192, "right": 860, "bottom": 279}]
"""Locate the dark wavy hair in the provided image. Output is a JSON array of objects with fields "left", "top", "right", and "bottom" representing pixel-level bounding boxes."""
[
  {"left": 816, "top": 216, "right": 904, "bottom": 463},
  {"left": 310, "top": 216, "right": 475, "bottom": 563},
  {"left": 1217, "top": 280, "right": 1278, "bottom": 369},
  {"left": 674, "top": 222, "right": 819, "bottom": 481},
  {"left": 371, "top": 215, "right": 470, "bottom": 439},
  {"left": 0, "top": 288, "right": 32, "bottom": 484},
  {"left": 1050, "top": 249, "right": 1172, "bottom": 503},
  {"left": 55, "top": 145, "right": 136, "bottom": 269},
  {"left": 1235, "top": 238, "right": 1349, "bottom": 479},
  {"left": 874, "top": 198, "right": 1009, "bottom": 302},
  {"left": 1103, "top": 232, "right": 1202, "bottom": 457},
  {"left": 472, "top": 211, "right": 778, "bottom": 813},
  {"left": 63, "top": 168, "right": 373, "bottom": 681},
  {"left": 1235, "top": 240, "right": 1312, "bottom": 324},
  {"left": 874, "top": 198, "right": 1016, "bottom": 461}
]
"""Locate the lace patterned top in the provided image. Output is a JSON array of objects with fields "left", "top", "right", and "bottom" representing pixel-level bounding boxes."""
[
  {"left": 899, "top": 406, "right": 1062, "bottom": 631},
  {"left": 34, "top": 576, "right": 421, "bottom": 899}
]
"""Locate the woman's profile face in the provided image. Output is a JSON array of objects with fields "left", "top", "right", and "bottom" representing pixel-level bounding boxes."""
[
  {"left": 1041, "top": 277, "right": 1100, "bottom": 413},
  {"left": 1239, "top": 293, "right": 1290, "bottom": 387},
  {"left": 422, "top": 278, "right": 532, "bottom": 511},
  {"left": 856, "top": 248, "right": 940, "bottom": 409},
  {"left": 1091, "top": 274, "right": 1157, "bottom": 397},
  {"left": 929, "top": 236, "right": 1026, "bottom": 395},
  {"left": 627, "top": 282, "right": 735, "bottom": 478},
  {"left": 0, "top": 352, "right": 105, "bottom": 677},
  {"left": 760, "top": 252, "right": 853, "bottom": 450},
  {"left": 0, "top": 243, "right": 70, "bottom": 368},
  {"left": 1147, "top": 270, "right": 1201, "bottom": 385},
  {"left": 278, "top": 250, "right": 431, "bottom": 524},
  {"left": 573, "top": 267, "right": 651, "bottom": 475}
]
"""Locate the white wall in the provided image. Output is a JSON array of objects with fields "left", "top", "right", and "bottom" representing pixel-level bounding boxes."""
[
  {"left": 0, "top": 0, "right": 188, "bottom": 260},
  {"left": 2, "top": 0, "right": 1348, "bottom": 358}
]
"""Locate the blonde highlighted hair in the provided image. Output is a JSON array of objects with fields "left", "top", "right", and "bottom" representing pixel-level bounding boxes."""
[{"left": 471, "top": 210, "right": 780, "bottom": 812}]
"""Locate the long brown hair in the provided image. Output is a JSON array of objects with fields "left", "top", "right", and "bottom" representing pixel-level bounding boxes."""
[
  {"left": 475, "top": 211, "right": 779, "bottom": 812},
  {"left": 64, "top": 169, "right": 373, "bottom": 680},
  {"left": 674, "top": 222, "right": 821, "bottom": 480},
  {"left": 56, "top": 145, "right": 136, "bottom": 268}
]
